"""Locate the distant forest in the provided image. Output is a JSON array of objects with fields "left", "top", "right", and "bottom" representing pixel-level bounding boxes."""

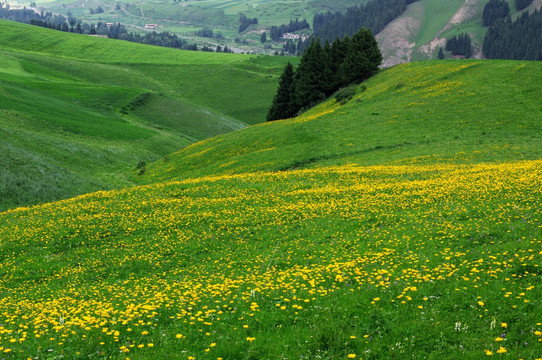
[
  {"left": 482, "top": 9, "right": 542, "bottom": 60},
  {"left": 311, "top": 0, "right": 419, "bottom": 43},
  {"left": 446, "top": 33, "right": 472, "bottom": 58}
]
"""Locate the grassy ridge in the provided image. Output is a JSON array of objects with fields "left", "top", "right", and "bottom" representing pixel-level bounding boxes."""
[
  {"left": 0, "top": 58, "right": 540, "bottom": 358},
  {"left": 0, "top": 20, "right": 289, "bottom": 211},
  {"left": 138, "top": 60, "right": 542, "bottom": 183}
]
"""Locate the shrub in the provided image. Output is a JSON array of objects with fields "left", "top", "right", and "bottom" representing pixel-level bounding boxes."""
[{"left": 334, "top": 86, "right": 357, "bottom": 105}]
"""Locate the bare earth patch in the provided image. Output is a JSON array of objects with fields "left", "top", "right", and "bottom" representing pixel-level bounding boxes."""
[{"left": 376, "top": 3, "right": 423, "bottom": 67}]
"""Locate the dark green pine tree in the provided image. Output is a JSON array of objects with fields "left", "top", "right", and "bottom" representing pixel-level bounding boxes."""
[
  {"left": 294, "top": 38, "right": 326, "bottom": 111},
  {"left": 330, "top": 35, "right": 350, "bottom": 90},
  {"left": 260, "top": 32, "right": 267, "bottom": 43},
  {"left": 339, "top": 28, "right": 382, "bottom": 85},
  {"left": 438, "top": 47, "right": 444, "bottom": 59},
  {"left": 266, "top": 62, "right": 296, "bottom": 121},
  {"left": 320, "top": 40, "right": 336, "bottom": 96}
]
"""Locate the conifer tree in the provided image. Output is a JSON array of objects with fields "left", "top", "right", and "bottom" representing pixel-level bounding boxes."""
[
  {"left": 320, "top": 40, "right": 336, "bottom": 96},
  {"left": 294, "top": 38, "right": 326, "bottom": 111},
  {"left": 266, "top": 62, "right": 296, "bottom": 121},
  {"left": 438, "top": 47, "right": 444, "bottom": 59},
  {"left": 330, "top": 36, "right": 349, "bottom": 90},
  {"left": 340, "top": 28, "right": 382, "bottom": 85}
]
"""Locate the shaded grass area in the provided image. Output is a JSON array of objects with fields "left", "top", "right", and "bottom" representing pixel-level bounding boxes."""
[{"left": 0, "top": 21, "right": 289, "bottom": 211}]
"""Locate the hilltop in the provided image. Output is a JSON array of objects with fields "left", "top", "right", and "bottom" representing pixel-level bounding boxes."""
[
  {"left": 0, "top": 20, "right": 290, "bottom": 211},
  {"left": 0, "top": 57, "right": 540, "bottom": 359}
]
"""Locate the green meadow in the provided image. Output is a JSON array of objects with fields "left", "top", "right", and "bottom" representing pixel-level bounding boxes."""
[
  {"left": 0, "top": 20, "right": 290, "bottom": 211},
  {"left": 0, "top": 17, "right": 541, "bottom": 358}
]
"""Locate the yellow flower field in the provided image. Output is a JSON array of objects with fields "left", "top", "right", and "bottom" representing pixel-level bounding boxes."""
[{"left": 0, "top": 160, "right": 540, "bottom": 358}]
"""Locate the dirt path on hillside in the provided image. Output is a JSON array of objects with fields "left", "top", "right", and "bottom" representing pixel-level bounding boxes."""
[{"left": 139, "top": 3, "right": 146, "bottom": 18}]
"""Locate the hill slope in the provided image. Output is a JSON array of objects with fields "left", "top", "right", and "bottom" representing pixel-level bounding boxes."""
[
  {"left": 0, "top": 20, "right": 289, "bottom": 211},
  {"left": 378, "top": 0, "right": 542, "bottom": 66},
  {"left": 138, "top": 60, "right": 542, "bottom": 183},
  {"left": 0, "top": 59, "right": 540, "bottom": 359}
]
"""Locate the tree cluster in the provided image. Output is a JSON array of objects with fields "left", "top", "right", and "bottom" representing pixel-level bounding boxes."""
[
  {"left": 267, "top": 28, "right": 382, "bottom": 121},
  {"left": 269, "top": 19, "right": 310, "bottom": 41},
  {"left": 311, "top": 0, "right": 418, "bottom": 44},
  {"left": 515, "top": 0, "right": 533, "bottom": 10},
  {"left": 195, "top": 26, "right": 213, "bottom": 38},
  {"left": 482, "top": 0, "right": 510, "bottom": 26},
  {"left": 238, "top": 13, "right": 258, "bottom": 33},
  {"left": 445, "top": 33, "right": 472, "bottom": 58},
  {"left": 280, "top": 39, "right": 304, "bottom": 56},
  {"left": 89, "top": 6, "right": 104, "bottom": 14},
  {"left": 482, "top": 9, "right": 542, "bottom": 60}
]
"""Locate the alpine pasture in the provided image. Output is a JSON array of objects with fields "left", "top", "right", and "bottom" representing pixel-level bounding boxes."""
[{"left": 0, "top": 22, "right": 541, "bottom": 360}]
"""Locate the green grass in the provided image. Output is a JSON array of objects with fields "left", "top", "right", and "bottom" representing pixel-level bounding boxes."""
[
  {"left": 138, "top": 60, "right": 542, "bottom": 183},
  {"left": 0, "top": 58, "right": 540, "bottom": 359},
  {"left": 413, "top": 0, "right": 465, "bottom": 47},
  {"left": 0, "top": 20, "right": 289, "bottom": 211}
]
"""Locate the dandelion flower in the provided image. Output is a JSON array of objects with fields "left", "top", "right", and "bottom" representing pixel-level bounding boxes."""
[
  {"left": 347, "top": 354, "right": 356, "bottom": 359},
  {"left": 496, "top": 347, "right": 506, "bottom": 354}
]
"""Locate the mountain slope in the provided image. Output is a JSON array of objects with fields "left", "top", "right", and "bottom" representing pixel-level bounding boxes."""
[
  {"left": 138, "top": 60, "right": 542, "bottom": 183},
  {"left": 0, "top": 20, "right": 289, "bottom": 211},
  {"left": 378, "top": 0, "right": 542, "bottom": 66},
  {"left": 0, "top": 59, "right": 540, "bottom": 359}
]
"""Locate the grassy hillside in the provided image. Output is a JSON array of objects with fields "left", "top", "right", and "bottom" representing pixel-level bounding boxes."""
[
  {"left": 0, "top": 20, "right": 289, "bottom": 211},
  {"left": 0, "top": 59, "right": 540, "bottom": 359},
  {"left": 138, "top": 60, "right": 542, "bottom": 183}
]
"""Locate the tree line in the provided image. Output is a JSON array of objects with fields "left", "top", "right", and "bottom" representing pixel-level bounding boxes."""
[
  {"left": 515, "top": 0, "right": 534, "bottom": 11},
  {"left": 482, "top": 0, "right": 510, "bottom": 26},
  {"left": 482, "top": 9, "right": 542, "bottom": 60},
  {"left": 311, "top": 0, "right": 418, "bottom": 44},
  {"left": 267, "top": 28, "right": 382, "bottom": 121},
  {"left": 238, "top": 13, "right": 258, "bottom": 33},
  {"left": 445, "top": 33, "right": 472, "bottom": 58}
]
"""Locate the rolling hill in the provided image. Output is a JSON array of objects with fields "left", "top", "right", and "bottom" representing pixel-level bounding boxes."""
[
  {"left": 0, "top": 55, "right": 540, "bottom": 359},
  {"left": 0, "top": 20, "right": 290, "bottom": 211},
  {"left": 19, "top": 0, "right": 542, "bottom": 63}
]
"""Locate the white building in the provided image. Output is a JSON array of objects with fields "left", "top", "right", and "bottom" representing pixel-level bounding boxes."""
[{"left": 282, "top": 33, "right": 300, "bottom": 40}]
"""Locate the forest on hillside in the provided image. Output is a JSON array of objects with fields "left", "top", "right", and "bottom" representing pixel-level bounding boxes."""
[
  {"left": 312, "top": 0, "right": 419, "bottom": 43},
  {"left": 267, "top": 28, "right": 382, "bottom": 121},
  {"left": 481, "top": 0, "right": 541, "bottom": 60}
]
